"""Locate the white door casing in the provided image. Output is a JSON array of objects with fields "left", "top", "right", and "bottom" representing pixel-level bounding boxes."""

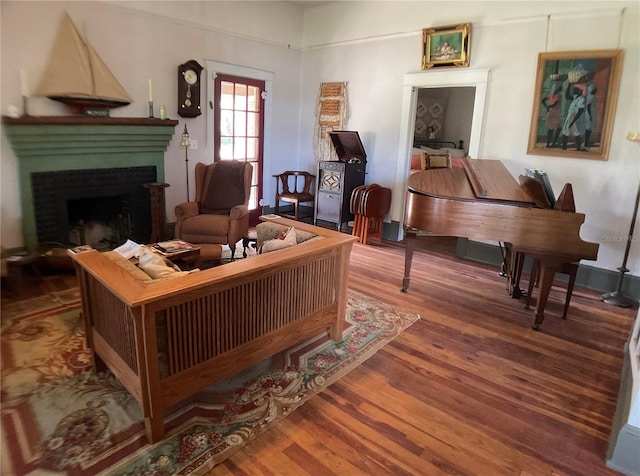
[{"left": 393, "top": 68, "right": 490, "bottom": 239}]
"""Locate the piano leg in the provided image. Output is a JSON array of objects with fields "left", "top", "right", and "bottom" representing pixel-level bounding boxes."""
[
  {"left": 511, "top": 251, "right": 526, "bottom": 299},
  {"left": 532, "top": 262, "right": 559, "bottom": 330},
  {"left": 402, "top": 229, "right": 417, "bottom": 292},
  {"left": 503, "top": 243, "right": 526, "bottom": 298}
]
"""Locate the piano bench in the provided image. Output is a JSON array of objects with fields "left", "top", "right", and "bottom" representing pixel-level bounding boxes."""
[{"left": 525, "top": 260, "right": 578, "bottom": 319}]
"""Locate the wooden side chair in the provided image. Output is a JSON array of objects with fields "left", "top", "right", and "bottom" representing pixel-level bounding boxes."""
[{"left": 273, "top": 171, "right": 315, "bottom": 221}]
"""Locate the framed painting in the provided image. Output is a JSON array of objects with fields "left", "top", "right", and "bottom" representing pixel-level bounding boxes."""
[
  {"left": 527, "top": 49, "right": 623, "bottom": 161},
  {"left": 421, "top": 23, "right": 471, "bottom": 70}
]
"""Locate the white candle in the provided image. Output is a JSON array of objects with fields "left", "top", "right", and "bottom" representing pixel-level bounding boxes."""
[
  {"left": 148, "top": 78, "right": 153, "bottom": 102},
  {"left": 20, "top": 69, "right": 28, "bottom": 96}
]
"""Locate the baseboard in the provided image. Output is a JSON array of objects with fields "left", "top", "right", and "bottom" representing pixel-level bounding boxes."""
[{"left": 385, "top": 220, "right": 640, "bottom": 301}]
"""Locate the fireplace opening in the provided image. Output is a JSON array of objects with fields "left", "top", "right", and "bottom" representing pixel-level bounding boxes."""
[
  {"left": 67, "top": 194, "right": 133, "bottom": 250},
  {"left": 32, "top": 166, "right": 156, "bottom": 249}
]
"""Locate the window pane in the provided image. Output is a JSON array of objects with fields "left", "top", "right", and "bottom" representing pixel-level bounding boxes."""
[
  {"left": 247, "top": 138, "right": 257, "bottom": 160},
  {"left": 248, "top": 86, "right": 260, "bottom": 112},
  {"left": 233, "top": 138, "right": 246, "bottom": 159},
  {"left": 250, "top": 160, "right": 260, "bottom": 186},
  {"left": 234, "top": 84, "right": 247, "bottom": 110},
  {"left": 220, "top": 110, "right": 234, "bottom": 135},
  {"left": 249, "top": 186, "right": 257, "bottom": 210},
  {"left": 220, "top": 82, "right": 234, "bottom": 109},
  {"left": 234, "top": 111, "right": 246, "bottom": 136},
  {"left": 247, "top": 112, "right": 259, "bottom": 137},
  {"left": 220, "top": 137, "right": 233, "bottom": 160}
]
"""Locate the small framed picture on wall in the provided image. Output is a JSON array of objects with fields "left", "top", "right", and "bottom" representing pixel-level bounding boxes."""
[
  {"left": 421, "top": 23, "right": 471, "bottom": 70},
  {"left": 527, "top": 49, "right": 623, "bottom": 161}
]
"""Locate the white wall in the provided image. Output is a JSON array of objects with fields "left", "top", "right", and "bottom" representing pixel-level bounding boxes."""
[
  {"left": 443, "top": 87, "right": 475, "bottom": 151},
  {"left": 0, "top": 0, "right": 305, "bottom": 248},
  {"left": 1, "top": 1, "right": 639, "bottom": 278},
  {"left": 299, "top": 1, "right": 640, "bottom": 276}
]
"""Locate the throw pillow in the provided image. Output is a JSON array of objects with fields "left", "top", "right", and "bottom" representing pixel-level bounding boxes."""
[
  {"left": 259, "top": 226, "right": 297, "bottom": 254},
  {"left": 138, "top": 246, "right": 192, "bottom": 279}
]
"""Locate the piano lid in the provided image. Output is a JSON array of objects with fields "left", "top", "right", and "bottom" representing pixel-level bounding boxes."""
[
  {"left": 404, "top": 157, "right": 599, "bottom": 261},
  {"left": 408, "top": 158, "right": 535, "bottom": 205},
  {"left": 328, "top": 131, "right": 367, "bottom": 163}
]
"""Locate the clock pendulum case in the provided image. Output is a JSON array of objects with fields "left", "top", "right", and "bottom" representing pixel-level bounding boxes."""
[{"left": 178, "top": 60, "right": 204, "bottom": 118}]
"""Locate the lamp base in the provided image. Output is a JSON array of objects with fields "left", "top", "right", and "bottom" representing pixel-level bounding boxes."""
[{"left": 600, "top": 290, "right": 635, "bottom": 308}]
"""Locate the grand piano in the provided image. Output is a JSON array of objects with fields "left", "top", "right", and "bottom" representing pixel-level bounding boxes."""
[{"left": 402, "top": 157, "right": 599, "bottom": 329}]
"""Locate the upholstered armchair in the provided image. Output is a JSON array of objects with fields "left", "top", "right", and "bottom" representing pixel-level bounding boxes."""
[{"left": 175, "top": 161, "right": 253, "bottom": 258}]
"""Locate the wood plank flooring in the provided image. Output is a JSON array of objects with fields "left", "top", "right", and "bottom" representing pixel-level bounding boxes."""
[{"left": 2, "top": 237, "right": 636, "bottom": 475}]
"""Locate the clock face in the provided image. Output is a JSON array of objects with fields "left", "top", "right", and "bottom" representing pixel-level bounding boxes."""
[{"left": 184, "top": 69, "right": 198, "bottom": 85}]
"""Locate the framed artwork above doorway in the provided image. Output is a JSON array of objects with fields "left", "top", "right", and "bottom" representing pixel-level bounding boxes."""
[{"left": 422, "top": 23, "right": 471, "bottom": 70}]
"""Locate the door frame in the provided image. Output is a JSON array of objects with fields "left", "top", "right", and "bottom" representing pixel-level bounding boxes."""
[
  {"left": 393, "top": 68, "right": 491, "bottom": 239},
  {"left": 206, "top": 60, "right": 273, "bottom": 214}
]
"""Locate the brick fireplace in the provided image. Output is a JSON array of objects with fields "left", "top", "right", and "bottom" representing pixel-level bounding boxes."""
[{"left": 3, "top": 116, "right": 178, "bottom": 251}]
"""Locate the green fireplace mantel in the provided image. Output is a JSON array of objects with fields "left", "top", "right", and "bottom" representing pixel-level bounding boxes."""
[{"left": 2, "top": 116, "right": 179, "bottom": 251}]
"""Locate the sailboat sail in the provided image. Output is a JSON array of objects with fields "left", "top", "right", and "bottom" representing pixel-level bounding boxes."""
[{"left": 35, "top": 12, "right": 132, "bottom": 112}]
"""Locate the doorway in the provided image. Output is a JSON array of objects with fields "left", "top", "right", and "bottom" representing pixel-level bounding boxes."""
[
  {"left": 392, "top": 68, "right": 490, "bottom": 238},
  {"left": 213, "top": 73, "right": 265, "bottom": 225},
  {"left": 206, "top": 61, "right": 274, "bottom": 226},
  {"left": 413, "top": 87, "right": 475, "bottom": 155}
]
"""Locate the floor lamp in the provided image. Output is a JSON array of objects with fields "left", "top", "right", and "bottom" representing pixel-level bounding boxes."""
[
  {"left": 180, "top": 124, "right": 192, "bottom": 202},
  {"left": 601, "top": 132, "right": 640, "bottom": 307}
]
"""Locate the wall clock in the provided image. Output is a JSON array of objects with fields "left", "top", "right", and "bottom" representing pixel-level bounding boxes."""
[{"left": 178, "top": 60, "right": 203, "bottom": 117}]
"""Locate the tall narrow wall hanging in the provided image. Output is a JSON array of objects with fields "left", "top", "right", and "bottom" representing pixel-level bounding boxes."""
[{"left": 314, "top": 82, "right": 348, "bottom": 162}]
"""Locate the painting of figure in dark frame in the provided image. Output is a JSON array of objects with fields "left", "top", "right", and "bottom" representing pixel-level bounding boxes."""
[{"left": 527, "top": 49, "right": 623, "bottom": 161}]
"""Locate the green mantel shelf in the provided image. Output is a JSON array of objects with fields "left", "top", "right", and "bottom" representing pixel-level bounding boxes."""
[
  {"left": 2, "top": 116, "right": 179, "bottom": 126},
  {"left": 2, "top": 116, "right": 179, "bottom": 251},
  {"left": 2, "top": 116, "right": 179, "bottom": 158}
]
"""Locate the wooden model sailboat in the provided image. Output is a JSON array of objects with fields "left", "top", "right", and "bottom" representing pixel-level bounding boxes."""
[{"left": 35, "top": 13, "right": 132, "bottom": 115}]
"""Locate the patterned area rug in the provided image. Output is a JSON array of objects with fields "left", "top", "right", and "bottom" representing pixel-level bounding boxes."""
[{"left": 1, "top": 288, "right": 419, "bottom": 475}]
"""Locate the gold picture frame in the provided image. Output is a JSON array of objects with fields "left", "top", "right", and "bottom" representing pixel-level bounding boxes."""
[
  {"left": 421, "top": 23, "right": 471, "bottom": 70},
  {"left": 527, "top": 49, "right": 623, "bottom": 161}
]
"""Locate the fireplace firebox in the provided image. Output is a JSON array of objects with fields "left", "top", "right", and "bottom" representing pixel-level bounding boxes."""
[{"left": 32, "top": 166, "right": 156, "bottom": 248}]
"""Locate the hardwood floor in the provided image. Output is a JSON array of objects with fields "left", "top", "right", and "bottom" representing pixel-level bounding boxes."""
[{"left": 2, "top": 238, "right": 636, "bottom": 475}]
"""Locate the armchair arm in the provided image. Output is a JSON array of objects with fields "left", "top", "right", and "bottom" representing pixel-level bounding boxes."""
[
  {"left": 175, "top": 202, "right": 200, "bottom": 239},
  {"left": 175, "top": 202, "right": 200, "bottom": 221},
  {"left": 229, "top": 204, "right": 249, "bottom": 220},
  {"left": 228, "top": 204, "right": 250, "bottom": 245}
]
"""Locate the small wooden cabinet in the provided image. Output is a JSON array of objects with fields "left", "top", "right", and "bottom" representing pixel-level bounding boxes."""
[
  {"left": 315, "top": 161, "right": 366, "bottom": 230},
  {"left": 315, "top": 131, "right": 367, "bottom": 231}
]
